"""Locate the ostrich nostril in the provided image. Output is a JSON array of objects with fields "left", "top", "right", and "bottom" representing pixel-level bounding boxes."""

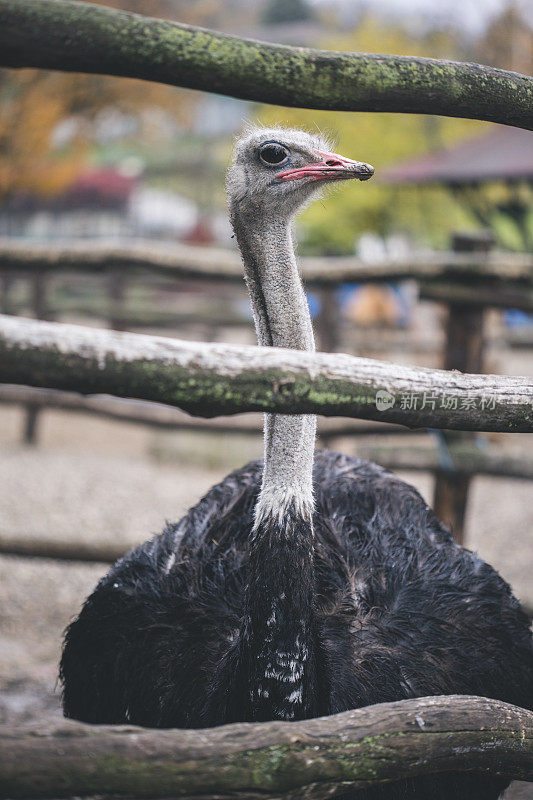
[
  {"left": 325, "top": 159, "right": 343, "bottom": 167},
  {"left": 359, "top": 164, "right": 375, "bottom": 180}
]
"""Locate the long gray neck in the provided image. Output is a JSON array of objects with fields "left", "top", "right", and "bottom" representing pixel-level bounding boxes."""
[{"left": 231, "top": 209, "right": 316, "bottom": 527}]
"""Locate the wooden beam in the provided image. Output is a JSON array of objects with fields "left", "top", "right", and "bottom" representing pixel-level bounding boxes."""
[
  {"left": 315, "top": 287, "right": 341, "bottom": 353},
  {"left": 420, "top": 281, "right": 533, "bottom": 313},
  {"left": 0, "top": 535, "right": 126, "bottom": 564},
  {"left": 433, "top": 232, "right": 490, "bottom": 543},
  {"left": 1, "top": 315, "right": 532, "bottom": 431},
  {"left": 508, "top": 329, "right": 533, "bottom": 349},
  {"left": 0, "top": 696, "right": 531, "bottom": 799},
  {"left": 0, "top": 273, "right": 17, "bottom": 315},
  {"left": 23, "top": 271, "right": 51, "bottom": 444},
  {"left": 355, "top": 444, "right": 533, "bottom": 481},
  {"left": 0, "top": 239, "right": 532, "bottom": 286}
]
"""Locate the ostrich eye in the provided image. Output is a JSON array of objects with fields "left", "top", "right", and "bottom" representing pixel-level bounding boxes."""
[{"left": 259, "top": 142, "right": 290, "bottom": 166}]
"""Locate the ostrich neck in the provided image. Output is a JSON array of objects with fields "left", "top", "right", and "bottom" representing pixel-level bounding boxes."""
[
  {"left": 231, "top": 212, "right": 316, "bottom": 525},
  {"left": 231, "top": 207, "right": 319, "bottom": 722}
]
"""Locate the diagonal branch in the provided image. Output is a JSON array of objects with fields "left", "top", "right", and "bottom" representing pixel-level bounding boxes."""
[
  {"left": 0, "top": 0, "right": 532, "bottom": 129},
  {"left": 0, "top": 314, "right": 532, "bottom": 431},
  {"left": 1, "top": 696, "right": 532, "bottom": 799}
]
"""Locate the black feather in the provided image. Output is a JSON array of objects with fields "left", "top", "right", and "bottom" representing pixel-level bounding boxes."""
[{"left": 60, "top": 451, "right": 533, "bottom": 799}]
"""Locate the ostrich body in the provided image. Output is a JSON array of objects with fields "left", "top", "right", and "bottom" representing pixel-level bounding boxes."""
[{"left": 61, "top": 129, "right": 533, "bottom": 799}]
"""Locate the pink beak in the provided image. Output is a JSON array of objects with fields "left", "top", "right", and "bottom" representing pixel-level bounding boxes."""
[{"left": 277, "top": 149, "right": 374, "bottom": 183}]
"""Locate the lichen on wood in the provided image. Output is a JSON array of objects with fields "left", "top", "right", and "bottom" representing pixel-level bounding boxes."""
[
  {"left": 0, "top": 696, "right": 531, "bottom": 799},
  {"left": 0, "top": 0, "right": 532, "bottom": 128},
  {"left": 0, "top": 384, "right": 412, "bottom": 438},
  {"left": 0, "top": 314, "right": 532, "bottom": 432}
]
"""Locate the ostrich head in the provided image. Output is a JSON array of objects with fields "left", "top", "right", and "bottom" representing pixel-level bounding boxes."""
[{"left": 227, "top": 126, "right": 374, "bottom": 219}]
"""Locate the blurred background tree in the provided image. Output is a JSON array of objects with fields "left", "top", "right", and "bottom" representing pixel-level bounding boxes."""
[
  {"left": 256, "top": 16, "right": 487, "bottom": 253},
  {"left": 0, "top": 0, "right": 204, "bottom": 205},
  {"left": 0, "top": 0, "right": 531, "bottom": 252},
  {"left": 252, "top": 1, "right": 533, "bottom": 255},
  {"left": 262, "top": 0, "right": 314, "bottom": 25}
]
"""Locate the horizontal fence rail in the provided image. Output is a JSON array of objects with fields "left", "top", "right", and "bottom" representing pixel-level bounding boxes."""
[
  {"left": 1, "top": 696, "right": 532, "bottom": 799},
  {"left": 0, "top": 534, "right": 127, "bottom": 564},
  {"left": 356, "top": 444, "right": 533, "bottom": 480},
  {"left": 1, "top": 314, "right": 532, "bottom": 431},
  {"left": 1, "top": 239, "right": 533, "bottom": 287},
  {"left": 1, "top": 0, "right": 532, "bottom": 129},
  {"left": 420, "top": 281, "right": 533, "bottom": 314}
]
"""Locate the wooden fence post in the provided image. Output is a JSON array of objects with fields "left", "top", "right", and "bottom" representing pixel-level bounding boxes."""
[
  {"left": 433, "top": 231, "right": 494, "bottom": 544},
  {"left": 0, "top": 269, "right": 41, "bottom": 443},
  {"left": 316, "top": 286, "right": 342, "bottom": 449},
  {"left": 31, "top": 272, "right": 50, "bottom": 321},
  {"left": 0, "top": 272, "right": 16, "bottom": 314},
  {"left": 109, "top": 268, "right": 127, "bottom": 331},
  {"left": 23, "top": 272, "right": 51, "bottom": 445},
  {"left": 316, "top": 287, "right": 341, "bottom": 354}
]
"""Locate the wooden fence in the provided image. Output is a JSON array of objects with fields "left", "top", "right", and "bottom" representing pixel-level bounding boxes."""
[
  {"left": 0, "top": 0, "right": 532, "bottom": 797},
  {"left": 1, "top": 696, "right": 532, "bottom": 799},
  {"left": 1, "top": 230, "right": 532, "bottom": 543}
]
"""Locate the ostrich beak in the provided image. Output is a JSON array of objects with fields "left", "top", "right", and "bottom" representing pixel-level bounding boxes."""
[{"left": 277, "top": 150, "right": 374, "bottom": 183}]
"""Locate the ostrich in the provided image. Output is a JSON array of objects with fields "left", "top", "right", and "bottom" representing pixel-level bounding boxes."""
[{"left": 61, "top": 128, "right": 532, "bottom": 799}]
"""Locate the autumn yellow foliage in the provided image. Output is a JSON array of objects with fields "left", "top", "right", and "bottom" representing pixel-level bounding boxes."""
[
  {"left": 0, "top": 0, "right": 200, "bottom": 204},
  {"left": 256, "top": 18, "right": 489, "bottom": 252}
]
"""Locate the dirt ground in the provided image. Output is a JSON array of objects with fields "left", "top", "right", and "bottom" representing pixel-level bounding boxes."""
[{"left": 0, "top": 401, "right": 532, "bottom": 798}]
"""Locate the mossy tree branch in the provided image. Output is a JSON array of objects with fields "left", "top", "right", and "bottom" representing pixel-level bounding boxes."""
[
  {"left": 1, "top": 314, "right": 532, "bottom": 431},
  {"left": 0, "top": 0, "right": 532, "bottom": 129},
  {"left": 0, "top": 384, "right": 413, "bottom": 437},
  {"left": 1, "top": 696, "right": 532, "bottom": 799}
]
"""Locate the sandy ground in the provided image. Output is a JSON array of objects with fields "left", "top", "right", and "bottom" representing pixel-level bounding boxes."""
[{"left": 0, "top": 403, "right": 532, "bottom": 797}]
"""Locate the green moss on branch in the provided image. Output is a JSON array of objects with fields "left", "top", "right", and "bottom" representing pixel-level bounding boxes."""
[
  {"left": 0, "top": 0, "right": 532, "bottom": 128},
  {"left": 1, "top": 696, "right": 532, "bottom": 799},
  {"left": 1, "top": 315, "right": 533, "bottom": 432}
]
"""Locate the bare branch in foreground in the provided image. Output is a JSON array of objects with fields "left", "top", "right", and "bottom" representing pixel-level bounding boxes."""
[
  {"left": 0, "top": 0, "right": 532, "bottom": 129},
  {"left": 0, "top": 315, "right": 532, "bottom": 431},
  {"left": 1, "top": 696, "right": 531, "bottom": 799}
]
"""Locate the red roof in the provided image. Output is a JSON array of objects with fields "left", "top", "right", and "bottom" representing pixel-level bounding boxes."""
[
  {"left": 74, "top": 168, "right": 136, "bottom": 200},
  {"left": 381, "top": 126, "right": 533, "bottom": 185},
  {"left": 8, "top": 167, "right": 139, "bottom": 212},
  {"left": 61, "top": 168, "right": 137, "bottom": 209}
]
